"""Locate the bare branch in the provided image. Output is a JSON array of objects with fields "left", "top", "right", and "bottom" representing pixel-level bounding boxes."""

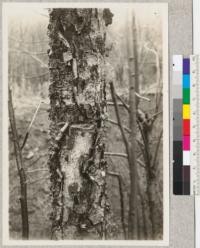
[
  {"left": 143, "top": 43, "right": 161, "bottom": 111},
  {"left": 58, "top": 31, "right": 70, "bottom": 48},
  {"left": 28, "top": 51, "right": 47, "bottom": 56},
  {"left": 27, "top": 176, "right": 50, "bottom": 185},
  {"left": 137, "top": 120, "right": 151, "bottom": 169},
  {"left": 116, "top": 94, "right": 130, "bottom": 113},
  {"left": 107, "top": 171, "right": 126, "bottom": 239},
  {"left": 26, "top": 168, "right": 48, "bottom": 173},
  {"left": 151, "top": 111, "right": 162, "bottom": 119},
  {"left": 135, "top": 92, "right": 151, "bottom": 102},
  {"left": 104, "top": 152, "right": 128, "bottom": 159},
  {"left": 109, "top": 81, "right": 130, "bottom": 157},
  {"left": 21, "top": 100, "right": 42, "bottom": 150},
  {"left": 151, "top": 129, "right": 163, "bottom": 169},
  {"left": 137, "top": 159, "right": 146, "bottom": 168},
  {"left": 9, "top": 36, "right": 48, "bottom": 44},
  {"left": 23, "top": 72, "right": 49, "bottom": 79},
  {"left": 8, "top": 88, "right": 29, "bottom": 239},
  {"left": 9, "top": 49, "right": 48, "bottom": 68},
  {"left": 106, "top": 118, "right": 131, "bottom": 133},
  {"left": 55, "top": 122, "right": 69, "bottom": 142},
  {"left": 28, "top": 155, "right": 47, "bottom": 167}
]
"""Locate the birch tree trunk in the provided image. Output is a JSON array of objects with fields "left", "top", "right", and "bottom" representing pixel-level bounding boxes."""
[{"left": 47, "top": 8, "right": 113, "bottom": 240}]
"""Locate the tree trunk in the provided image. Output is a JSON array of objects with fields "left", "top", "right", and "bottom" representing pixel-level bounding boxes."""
[
  {"left": 8, "top": 88, "right": 29, "bottom": 239},
  {"left": 47, "top": 8, "right": 113, "bottom": 240},
  {"left": 127, "top": 11, "right": 138, "bottom": 239}
]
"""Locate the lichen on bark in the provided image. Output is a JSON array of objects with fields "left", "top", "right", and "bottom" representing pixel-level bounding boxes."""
[{"left": 47, "top": 8, "right": 113, "bottom": 240}]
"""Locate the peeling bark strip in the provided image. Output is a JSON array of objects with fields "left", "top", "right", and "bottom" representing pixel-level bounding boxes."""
[{"left": 47, "top": 9, "right": 113, "bottom": 240}]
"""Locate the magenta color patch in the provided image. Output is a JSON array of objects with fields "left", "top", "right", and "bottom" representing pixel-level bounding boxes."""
[{"left": 183, "top": 136, "right": 190, "bottom": 150}]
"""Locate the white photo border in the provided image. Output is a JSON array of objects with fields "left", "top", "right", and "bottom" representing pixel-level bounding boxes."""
[{"left": 2, "top": 2, "right": 169, "bottom": 246}]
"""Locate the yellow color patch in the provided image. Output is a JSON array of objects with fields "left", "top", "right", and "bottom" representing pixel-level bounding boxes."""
[{"left": 183, "top": 104, "right": 190, "bottom": 119}]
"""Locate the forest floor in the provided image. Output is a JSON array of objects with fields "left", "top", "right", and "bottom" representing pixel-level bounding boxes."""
[{"left": 9, "top": 91, "right": 162, "bottom": 240}]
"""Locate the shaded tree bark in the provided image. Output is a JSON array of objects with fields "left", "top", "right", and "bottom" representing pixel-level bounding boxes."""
[{"left": 47, "top": 8, "right": 113, "bottom": 240}]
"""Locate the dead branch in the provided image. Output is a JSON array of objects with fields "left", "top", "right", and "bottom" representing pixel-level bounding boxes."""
[
  {"left": 8, "top": 88, "right": 29, "bottom": 239},
  {"left": 137, "top": 182, "right": 149, "bottom": 239},
  {"left": 104, "top": 152, "right": 128, "bottom": 159},
  {"left": 26, "top": 168, "right": 48, "bottom": 173},
  {"left": 151, "top": 130, "right": 163, "bottom": 169},
  {"left": 9, "top": 49, "right": 48, "bottom": 68},
  {"left": 28, "top": 155, "right": 47, "bottom": 167},
  {"left": 21, "top": 100, "right": 42, "bottom": 150},
  {"left": 27, "top": 176, "right": 50, "bottom": 185},
  {"left": 116, "top": 94, "right": 130, "bottom": 113},
  {"left": 58, "top": 31, "right": 70, "bottom": 48},
  {"left": 137, "top": 159, "right": 146, "bottom": 168},
  {"left": 143, "top": 43, "right": 161, "bottom": 112},
  {"left": 109, "top": 81, "right": 130, "bottom": 157},
  {"left": 23, "top": 72, "right": 49, "bottom": 79},
  {"left": 9, "top": 36, "right": 48, "bottom": 44},
  {"left": 55, "top": 122, "right": 69, "bottom": 142},
  {"left": 135, "top": 92, "right": 151, "bottom": 102},
  {"left": 107, "top": 171, "right": 126, "bottom": 239},
  {"left": 107, "top": 101, "right": 128, "bottom": 108},
  {"left": 106, "top": 118, "right": 131, "bottom": 133},
  {"left": 151, "top": 111, "right": 162, "bottom": 119}
]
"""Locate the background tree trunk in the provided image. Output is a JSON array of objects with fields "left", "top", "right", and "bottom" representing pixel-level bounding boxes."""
[
  {"left": 8, "top": 88, "right": 29, "bottom": 239},
  {"left": 126, "top": 11, "right": 138, "bottom": 240},
  {"left": 47, "top": 8, "right": 113, "bottom": 240}
]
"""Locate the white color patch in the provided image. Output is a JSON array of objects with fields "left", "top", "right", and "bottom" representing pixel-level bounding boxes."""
[{"left": 183, "top": 151, "right": 190, "bottom": 166}]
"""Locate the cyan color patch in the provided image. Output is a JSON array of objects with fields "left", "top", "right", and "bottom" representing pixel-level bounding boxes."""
[{"left": 183, "top": 74, "right": 190, "bottom": 88}]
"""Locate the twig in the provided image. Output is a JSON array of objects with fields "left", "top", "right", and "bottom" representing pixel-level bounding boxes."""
[
  {"left": 149, "top": 110, "right": 163, "bottom": 126},
  {"left": 28, "top": 155, "right": 46, "bottom": 167},
  {"left": 104, "top": 152, "right": 128, "bottom": 159},
  {"left": 9, "top": 36, "right": 48, "bottom": 44},
  {"left": 137, "top": 159, "right": 146, "bottom": 168},
  {"left": 9, "top": 49, "right": 48, "bottom": 68},
  {"left": 116, "top": 94, "right": 130, "bottom": 113},
  {"left": 106, "top": 118, "right": 131, "bottom": 133},
  {"left": 55, "top": 122, "right": 69, "bottom": 142},
  {"left": 137, "top": 182, "right": 149, "bottom": 239},
  {"left": 143, "top": 43, "right": 161, "bottom": 111},
  {"left": 151, "top": 130, "right": 163, "bottom": 169},
  {"left": 27, "top": 176, "right": 50, "bottom": 185},
  {"left": 151, "top": 111, "right": 162, "bottom": 119},
  {"left": 58, "top": 31, "right": 70, "bottom": 49},
  {"left": 107, "top": 101, "right": 127, "bottom": 107},
  {"left": 23, "top": 72, "right": 49, "bottom": 79},
  {"left": 21, "top": 100, "right": 42, "bottom": 150},
  {"left": 135, "top": 92, "right": 151, "bottom": 102},
  {"left": 8, "top": 88, "right": 29, "bottom": 239},
  {"left": 26, "top": 168, "right": 48, "bottom": 173},
  {"left": 107, "top": 171, "right": 126, "bottom": 239},
  {"left": 109, "top": 82, "right": 130, "bottom": 157}
]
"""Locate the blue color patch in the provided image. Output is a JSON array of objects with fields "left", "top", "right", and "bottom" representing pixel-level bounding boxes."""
[{"left": 183, "top": 74, "right": 190, "bottom": 88}]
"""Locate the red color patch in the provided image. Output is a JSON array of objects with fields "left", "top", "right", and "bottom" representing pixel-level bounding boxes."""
[{"left": 183, "top": 120, "right": 190, "bottom": 136}]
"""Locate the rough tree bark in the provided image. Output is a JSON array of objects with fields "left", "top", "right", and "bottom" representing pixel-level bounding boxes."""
[{"left": 47, "top": 8, "right": 113, "bottom": 240}]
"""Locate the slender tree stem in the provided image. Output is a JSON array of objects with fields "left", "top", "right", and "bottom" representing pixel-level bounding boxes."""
[
  {"left": 109, "top": 81, "right": 130, "bottom": 158},
  {"left": 8, "top": 88, "right": 29, "bottom": 239},
  {"left": 107, "top": 171, "right": 126, "bottom": 239}
]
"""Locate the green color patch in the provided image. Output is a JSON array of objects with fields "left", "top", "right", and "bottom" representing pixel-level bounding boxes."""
[{"left": 183, "top": 88, "right": 190, "bottom": 104}]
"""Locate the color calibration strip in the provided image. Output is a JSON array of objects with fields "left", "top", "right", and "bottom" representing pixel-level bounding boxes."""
[
  {"left": 173, "top": 55, "right": 190, "bottom": 195},
  {"left": 191, "top": 55, "right": 200, "bottom": 195}
]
